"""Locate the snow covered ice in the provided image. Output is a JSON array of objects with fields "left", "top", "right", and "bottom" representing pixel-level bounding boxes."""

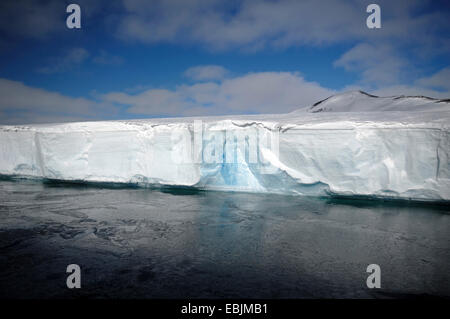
[{"left": 1, "top": 91, "right": 449, "bottom": 201}]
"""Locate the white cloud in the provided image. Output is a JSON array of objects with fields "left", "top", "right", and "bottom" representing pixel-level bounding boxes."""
[
  {"left": 217, "top": 72, "right": 334, "bottom": 113},
  {"left": 116, "top": 0, "right": 364, "bottom": 49},
  {"left": 115, "top": 0, "right": 450, "bottom": 52},
  {"left": 0, "top": 78, "right": 116, "bottom": 124},
  {"left": 103, "top": 88, "right": 187, "bottom": 116},
  {"left": 103, "top": 71, "right": 335, "bottom": 116},
  {"left": 2, "top": 71, "right": 335, "bottom": 124},
  {"left": 1, "top": 0, "right": 447, "bottom": 94},
  {"left": 2, "top": 0, "right": 449, "bottom": 60},
  {"left": 184, "top": 65, "right": 228, "bottom": 81},
  {"left": 336, "top": 63, "right": 450, "bottom": 98},
  {"left": 416, "top": 67, "right": 450, "bottom": 90},
  {"left": 2, "top": 67, "right": 449, "bottom": 125},
  {"left": 36, "top": 48, "right": 90, "bottom": 74},
  {"left": 334, "top": 43, "right": 409, "bottom": 86},
  {"left": 113, "top": 0, "right": 449, "bottom": 91}
]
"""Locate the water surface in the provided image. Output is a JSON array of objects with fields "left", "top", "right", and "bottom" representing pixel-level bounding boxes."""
[{"left": 0, "top": 179, "right": 449, "bottom": 298}]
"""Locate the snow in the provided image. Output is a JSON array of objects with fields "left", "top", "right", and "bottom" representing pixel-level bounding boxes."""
[
  {"left": 1, "top": 91, "right": 449, "bottom": 201},
  {"left": 295, "top": 90, "right": 450, "bottom": 113}
]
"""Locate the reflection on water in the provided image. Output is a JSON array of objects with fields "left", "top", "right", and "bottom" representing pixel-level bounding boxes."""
[{"left": 0, "top": 179, "right": 449, "bottom": 298}]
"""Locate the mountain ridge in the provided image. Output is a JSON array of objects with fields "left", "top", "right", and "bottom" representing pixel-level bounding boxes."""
[{"left": 295, "top": 90, "right": 450, "bottom": 113}]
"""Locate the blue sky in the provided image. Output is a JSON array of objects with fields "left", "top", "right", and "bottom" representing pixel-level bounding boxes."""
[{"left": 0, "top": 0, "right": 449, "bottom": 124}]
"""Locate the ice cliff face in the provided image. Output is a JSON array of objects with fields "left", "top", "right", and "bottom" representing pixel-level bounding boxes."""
[{"left": 1, "top": 91, "right": 449, "bottom": 201}]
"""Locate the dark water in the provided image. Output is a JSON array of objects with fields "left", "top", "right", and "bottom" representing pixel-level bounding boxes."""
[{"left": 0, "top": 179, "right": 449, "bottom": 299}]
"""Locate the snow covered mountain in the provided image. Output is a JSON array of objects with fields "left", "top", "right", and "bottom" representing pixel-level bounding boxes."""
[
  {"left": 294, "top": 90, "right": 450, "bottom": 113},
  {"left": 1, "top": 91, "right": 449, "bottom": 202}
]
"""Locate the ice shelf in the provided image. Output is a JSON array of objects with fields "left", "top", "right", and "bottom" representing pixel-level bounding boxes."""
[{"left": 1, "top": 91, "right": 449, "bottom": 201}]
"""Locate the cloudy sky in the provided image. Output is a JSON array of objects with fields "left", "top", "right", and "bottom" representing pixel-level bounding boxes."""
[{"left": 0, "top": 0, "right": 449, "bottom": 124}]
